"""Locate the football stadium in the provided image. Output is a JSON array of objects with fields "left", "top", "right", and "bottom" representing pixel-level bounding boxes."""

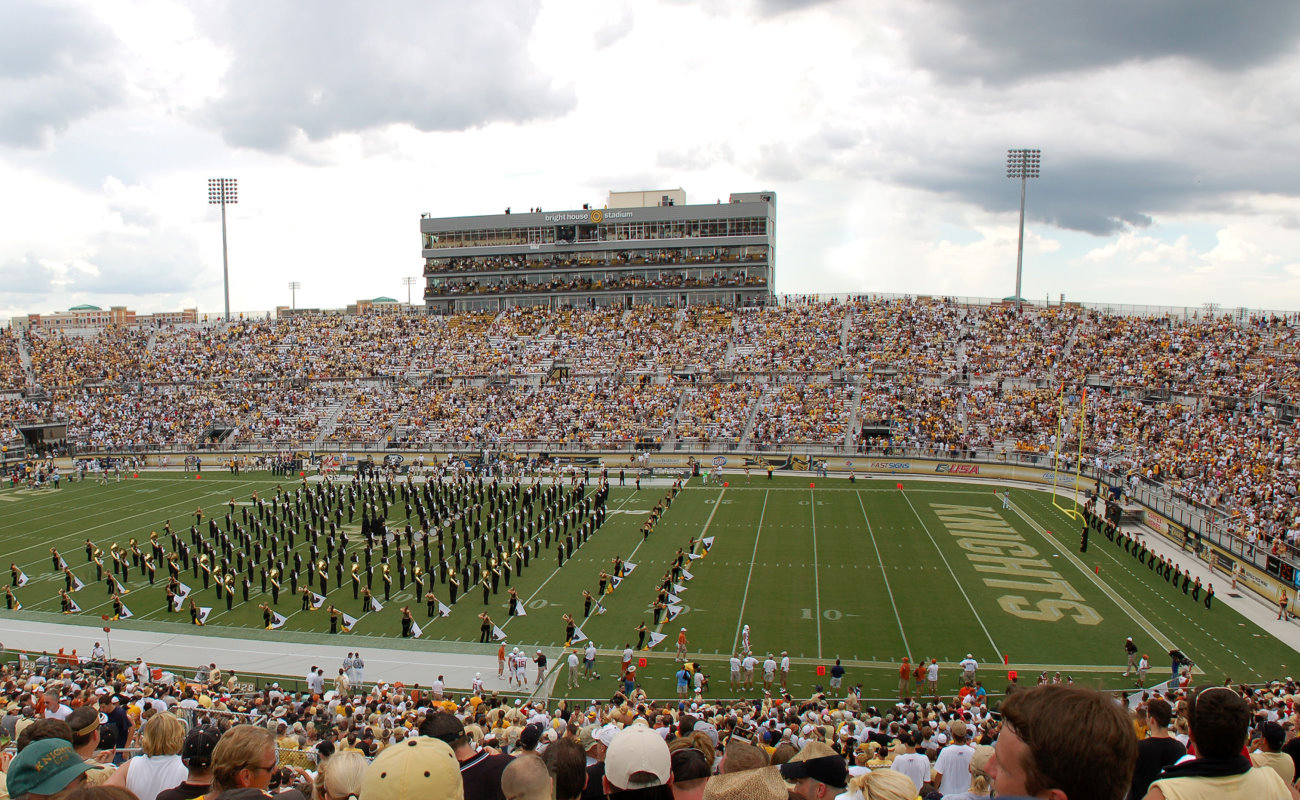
[{"left": 4, "top": 3, "right": 1300, "bottom": 799}]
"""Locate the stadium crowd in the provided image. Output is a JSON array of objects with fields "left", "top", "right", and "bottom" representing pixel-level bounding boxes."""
[
  {"left": 2, "top": 649, "right": 1299, "bottom": 800},
  {"left": 6, "top": 298, "right": 1300, "bottom": 557}
]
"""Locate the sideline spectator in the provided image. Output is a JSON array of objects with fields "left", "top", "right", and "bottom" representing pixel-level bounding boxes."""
[
  {"left": 103, "top": 712, "right": 188, "bottom": 800},
  {"left": 6, "top": 738, "right": 93, "bottom": 800},
  {"left": 990, "top": 684, "right": 1135, "bottom": 800},
  {"left": 157, "top": 726, "right": 220, "bottom": 800},
  {"left": 1147, "top": 686, "right": 1292, "bottom": 799},
  {"left": 361, "top": 736, "right": 462, "bottom": 800}
]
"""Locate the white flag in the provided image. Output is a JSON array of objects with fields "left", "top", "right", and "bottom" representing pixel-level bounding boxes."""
[
  {"left": 681, "top": 570, "right": 694, "bottom": 581},
  {"left": 666, "top": 604, "right": 683, "bottom": 620},
  {"left": 438, "top": 602, "right": 451, "bottom": 617},
  {"left": 623, "top": 562, "right": 637, "bottom": 575},
  {"left": 596, "top": 603, "right": 607, "bottom": 615},
  {"left": 341, "top": 613, "right": 358, "bottom": 632},
  {"left": 646, "top": 631, "right": 667, "bottom": 649},
  {"left": 492, "top": 625, "right": 507, "bottom": 641},
  {"left": 610, "top": 576, "right": 623, "bottom": 589},
  {"left": 198, "top": 607, "right": 212, "bottom": 623},
  {"left": 71, "top": 576, "right": 85, "bottom": 592},
  {"left": 370, "top": 599, "right": 384, "bottom": 613},
  {"left": 688, "top": 553, "right": 702, "bottom": 560},
  {"left": 17, "top": 572, "right": 29, "bottom": 587},
  {"left": 410, "top": 621, "right": 423, "bottom": 639},
  {"left": 270, "top": 612, "right": 287, "bottom": 629},
  {"left": 667, "top": 593, "right": 680, "bottom": 604},
  {"left": 701, "top": 537, "right": 714, "bottom": 549},
  {"left": 569, "top": 627, "right": 588, "bottom": 644},
  {"left": 514, "top": 604, "right": 527, "bottom": 617},
  {"left": 67, "top": 598, "right": 81, "bottom": 613},
  {"left": 176, "top": 582, "right": 192, "bottom": 600},
  {"left": 311, "top": 593, "right": 326, "bottom": 609},
  {"left": 673, "top": 583, "right": 687, "bottom": 594},
  {"left": 118, "top": 604, "right": 133, "bottom": 619}
]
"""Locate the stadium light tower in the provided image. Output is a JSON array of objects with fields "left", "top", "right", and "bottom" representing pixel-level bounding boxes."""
[
  {"left": 208, "top": 178, "right": 238, "bottom": 321},
  {"left": 402, "top": 276, "right": 417, "bottom": 305},
  {"left": 289, "top": 281, "right": 301, "bottom": 310},
  {"left": 1006, "top": 149, "right": 1040, "bottom": 312}
]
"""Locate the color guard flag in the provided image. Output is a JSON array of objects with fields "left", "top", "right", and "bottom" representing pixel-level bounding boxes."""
[
  {"left": 118, "top": 605, "right": 133, "bottom": 619},
  {"left": 370, "top": 599, "right": 384, "bottom": 613},
  {"left": 646, "top": 632, "right": 667, "bottom": 649},
  {"left": 569, "top": 627, "right": 588, "bottom": 644},
  {"left": 515, "top": 604, "right": 528, "bottom": 617},
  {"left": 67, "top": 598, "right": 80, "bottom": 613},
  {"left": 176, "top": 583, "right": 192, "bottom": 600},
  {"left": 410, "top": 621, "right": 423, "bottom": 639},
  {"left": 270, "top": 612, "right": 286, "bottom": 629},
  {"left": 311, "top": 593, "right": 326, "bottom": 610},
  {"left": 438, "top": 602, "right": 451, "bottom": 617},
  {"left": 666, "top": 605, "right": 683, "bottom": 620},
  {"left": 672, "top": 584, "right": 687, "bottom": 594},
  {"left": 701, "top": 537, "right": 714, "bottom": 549},
  {"left": 667, "top": 593, "right": 680, "bottom": 604},
  {"left": 688, "top": 553, "right": 702, "bottom": 560},
  {"left": 622, "top": 562, "right": 637, "bottom": 575},
  {"left": 492, "top": 625, "right": 507, "bottom": 641},
  {"left": 197, "top": 607, "right": 212, "bottom": 624},
  {"left": 341, "top": 613, "right": 358, "bottom": 632},
  {"left": 71, "top": 577, "right": 85, "bottom": 592},
  {"left": 16, "top": 572, "right": 28, "bottom": 587},
  {"left": 681, "top": 570, "right": 694, "bottom": 581},
  {"left": 611, "top": 576, "right": 623, "bottom": 589}
]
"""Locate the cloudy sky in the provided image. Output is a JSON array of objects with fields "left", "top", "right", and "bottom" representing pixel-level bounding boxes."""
[{"left": 4, "top": 0, "right": 1300, "bottom": 319}]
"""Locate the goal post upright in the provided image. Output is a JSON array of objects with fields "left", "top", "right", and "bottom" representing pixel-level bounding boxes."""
[{"left": 1051, "top": 384, "right": 1086, "bottom": 521}]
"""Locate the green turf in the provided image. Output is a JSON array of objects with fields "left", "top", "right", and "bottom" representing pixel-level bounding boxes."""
[{"left": 0, "top": 471, "right": 1293, "bottom": 702}]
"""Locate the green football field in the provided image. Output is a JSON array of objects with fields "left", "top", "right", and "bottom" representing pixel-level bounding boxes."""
[{"left": 0, "top": 470, "right": 1293, "bottom": 701}]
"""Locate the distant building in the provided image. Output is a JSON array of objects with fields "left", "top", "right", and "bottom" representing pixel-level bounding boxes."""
[
  {"left": 11, "top": 305, "right": 199, "bottom": 331},
  {"left": 420, "top": 189, "right": 776, "bottom": 312}
]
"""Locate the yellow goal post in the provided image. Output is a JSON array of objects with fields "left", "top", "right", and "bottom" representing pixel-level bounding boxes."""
[{"left": 1051, "top": 384, "right": 1086, "bottom": 522}]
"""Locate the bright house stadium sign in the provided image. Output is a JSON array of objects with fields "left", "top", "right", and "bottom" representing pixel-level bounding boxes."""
[{"left": 542, "top": 210, "right": 634, "bottom": 223}]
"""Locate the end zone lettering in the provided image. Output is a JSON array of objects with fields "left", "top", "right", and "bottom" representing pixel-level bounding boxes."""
[{"left": 936, "top": 463, "right": 979, "bottom": 475}]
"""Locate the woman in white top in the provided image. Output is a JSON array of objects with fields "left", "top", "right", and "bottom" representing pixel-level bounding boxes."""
[{"left": 104, "top": 711, "right": 190, "bottom": 800}]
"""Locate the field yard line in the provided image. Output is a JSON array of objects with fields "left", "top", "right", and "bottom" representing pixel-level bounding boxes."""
[
  {"left": 855, "top": 491, "right": 911, "bottom": 658},
  {"left": 5, "top": 480, "right": 268, "bottom": 566},
  {"left": 810, "top": 489, "right": 822, "bottom": 659},
  {"left": 899, "top": 492, "right": 1002, "bottom": 656},
  {"left": 1006, "top": 499, "right": 1178, "bottom": 651},
  {"left": 731, "top": 490, "right": 769, "bottom": 655},
  {"left": 653, "top": 487, "right": 727, "bottom": 635},
  {"left": 499, "top": 488, "right": 638, "bottom": 632}
]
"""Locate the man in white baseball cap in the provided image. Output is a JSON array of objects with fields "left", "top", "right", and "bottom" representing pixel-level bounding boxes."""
[{"left": 603, "top": 724, "right": 672, "bottom": 796}]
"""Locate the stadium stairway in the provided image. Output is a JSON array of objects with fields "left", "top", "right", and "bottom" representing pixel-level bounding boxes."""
[
  {"left": 844, "top": 382, "right": 864, "bottom": 444},
  {"left": 15, "top": 335, "right": 34, "bottom": 386},
  {"left": 738, "top": 385, "right": 770, "bottom": 446},
  {"left": 313, "top": 398, "right": 351, "bottom": 447}
]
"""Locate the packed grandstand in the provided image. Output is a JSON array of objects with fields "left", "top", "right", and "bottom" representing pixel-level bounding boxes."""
[{"left": 2, "top": 295, "right": 1300, "bottom": 560}]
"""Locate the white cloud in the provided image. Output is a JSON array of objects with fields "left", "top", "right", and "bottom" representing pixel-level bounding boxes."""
[{"left": 3, "top": 0, "right": 1300, "bottom": 319}]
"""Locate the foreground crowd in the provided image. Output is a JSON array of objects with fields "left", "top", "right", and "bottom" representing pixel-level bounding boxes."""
[{"left": 3, "top": 653, "right": 1300, "bottom": 800}]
